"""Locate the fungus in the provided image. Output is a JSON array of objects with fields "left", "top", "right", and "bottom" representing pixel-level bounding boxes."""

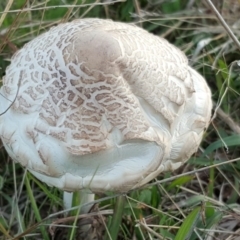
[{"left": 0, "top": 18, "right": 212, "bottom": 233}]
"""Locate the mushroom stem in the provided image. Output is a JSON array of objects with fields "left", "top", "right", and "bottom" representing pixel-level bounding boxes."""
[
  {"left": 63, "top": 191, "right": 95, "bottom": 239},
  {"left": 63, "top": 190, "right": 95, "bottom": 214},
  {"left": 106, "top": 194, "right": 126, "bottom": 240},
  {"left": 63, "top": 191, "right": 73, "bottom": 211}
]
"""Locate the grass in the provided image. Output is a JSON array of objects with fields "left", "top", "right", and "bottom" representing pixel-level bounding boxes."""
[{"left": 1, "top": 0, "right": 240, "bottom": 239}]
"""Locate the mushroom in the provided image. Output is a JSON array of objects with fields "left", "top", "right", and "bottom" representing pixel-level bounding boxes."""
[{"left": 0, "top": 17, "right": 211, "bottom": 221}]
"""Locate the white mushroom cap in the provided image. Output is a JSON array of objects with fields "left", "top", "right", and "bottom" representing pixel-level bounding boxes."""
[{"left": 0, "top": 18, "right": 212, "bottom": 193}]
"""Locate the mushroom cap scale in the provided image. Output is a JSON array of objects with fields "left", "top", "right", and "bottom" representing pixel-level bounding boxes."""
[{"left": 0, "top": 18, "right": 212, "bottom": 193}]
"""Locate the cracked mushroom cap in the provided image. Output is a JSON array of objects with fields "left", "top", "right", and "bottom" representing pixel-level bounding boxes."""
[{"left": 0, "top": 18, "right": 212, "bottom": 193}]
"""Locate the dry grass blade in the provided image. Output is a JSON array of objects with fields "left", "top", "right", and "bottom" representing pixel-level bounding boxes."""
[
  {"left": 0, "top": 0, "right": 14, "bottom": 28},
  {"left": 205, "top": 0, "right": 240, "bottom": 50}
]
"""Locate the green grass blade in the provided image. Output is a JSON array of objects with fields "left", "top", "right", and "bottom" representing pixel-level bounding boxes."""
[
  {"left": 174, "top": 207, "right": 201, "bottom": 240},
  {"left": 25, "top": 173, "right": 49, "bottom": 240},
  {"left": 0, "top": 221, "right": 12, "bottom": 239},
  {"left": 106, "top": 195, "right": 126, "bottom": 240},
  {"left": 202, "top": 135, "right": 240, "bottom": 157}
]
